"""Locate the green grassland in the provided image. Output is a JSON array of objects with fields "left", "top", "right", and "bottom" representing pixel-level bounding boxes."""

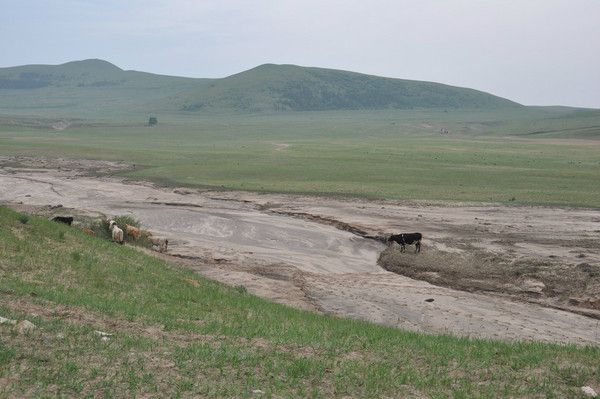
[
  {"left": 1, "top": 207, "right": 599, "bottom": 397},
  {"left": 1, "top": 108, "right": 600, "bottom": 207}
]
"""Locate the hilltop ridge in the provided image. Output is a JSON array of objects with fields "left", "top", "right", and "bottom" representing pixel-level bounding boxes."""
[
  {"left": 0, "top": 58, "right": 522, "bottom": 115},
  {"left": 182, "top": 63, "right": 521, "bottom": 111}
]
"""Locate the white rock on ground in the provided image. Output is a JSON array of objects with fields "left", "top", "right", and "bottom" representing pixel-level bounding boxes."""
[
  {"left": 16, "top": 320, "right": 36, "bottom": 334},
  {"left": 95, "top": 330, "right": 113, "bottom": 341},
  {"left": 521, "top": 278, "right": 546, "bottom": 294},
  {"left": 0, "top": 316, "right": 17, "bottom": 325},
  {"left": 581, "top": 386, "right": 598, "bottom": 397}
]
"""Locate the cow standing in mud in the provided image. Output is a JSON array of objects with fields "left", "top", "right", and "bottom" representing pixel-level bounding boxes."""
[{"left": 388, "top": 233, "right": 422, "bottom": 253}]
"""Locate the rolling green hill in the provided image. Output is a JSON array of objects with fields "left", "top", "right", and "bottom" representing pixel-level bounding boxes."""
[
  {"left": 181, "top": 63, "right": 521, "bottom": 112},
  {"left": 0, "top": 59, "right": 521, "bottom": 117},
  {"left": 0, "top": 59, "right": 202, "bottom": 118},
  {"left": 0, "top": 59, "right": 193, "bottom": 89}
]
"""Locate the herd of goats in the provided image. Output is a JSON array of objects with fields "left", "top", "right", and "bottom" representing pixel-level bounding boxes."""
[
  {"left": 51, "top": 215, "right": 169, "bottom": 253},
  {"left": 106, "top": 219, "right": 169, "bottom": 253}
]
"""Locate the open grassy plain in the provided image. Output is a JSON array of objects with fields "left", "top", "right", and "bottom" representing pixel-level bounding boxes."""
[
  {"left": 1, "top": 108, "right": 600, "bottom": 207},
  {"left": 1, "top": 207, "right": 600, "bottom": 397}
]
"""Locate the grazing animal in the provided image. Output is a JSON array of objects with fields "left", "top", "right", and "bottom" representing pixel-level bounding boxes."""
[
  {"left": 108, "top": 220, "right": 124, "bottom": 244},
  {"left": 125, "top": 224, "right": 141, "bottom": 240},
  {"left": 80, "top": 227, "right": 95, "bottom": 237},
  {"left": 388, "top": 233, "right": 422, "bottom": 253},
  {"left": 51, "top": 216, "right": 73, "bottom": 225},
  {"left": 150, "top": 237, "right": 169, "bottom": 253}
]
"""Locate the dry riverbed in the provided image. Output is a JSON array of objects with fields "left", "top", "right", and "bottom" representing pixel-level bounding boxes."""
[{"left": 1, "top": 156, "right": 599, "bottom": 345}]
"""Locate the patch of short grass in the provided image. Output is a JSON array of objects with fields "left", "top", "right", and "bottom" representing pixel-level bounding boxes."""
[{"left": 0, "top": 207, "right": 599, "bottom": 397}]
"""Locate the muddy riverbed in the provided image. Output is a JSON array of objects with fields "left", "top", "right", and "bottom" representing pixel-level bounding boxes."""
[{"left": 1, "top": 157, "right": 599, "bottom": 345}]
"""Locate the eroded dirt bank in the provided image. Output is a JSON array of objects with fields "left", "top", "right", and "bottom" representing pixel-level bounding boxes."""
[{"left": 1, "top": 157, "right": 599, "bottom": 345}]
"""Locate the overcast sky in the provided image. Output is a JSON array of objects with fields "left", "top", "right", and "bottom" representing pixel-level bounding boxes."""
[{"left": 1, "top": 0, "right": 599, "bottom": 108}]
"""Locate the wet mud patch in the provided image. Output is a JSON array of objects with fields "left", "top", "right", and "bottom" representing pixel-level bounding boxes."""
[{"left": 378, "top": 245, "right": 600, "bottom": 317}]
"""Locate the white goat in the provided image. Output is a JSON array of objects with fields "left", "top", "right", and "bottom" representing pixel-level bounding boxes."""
[{"left": 108, "top": 220, "right": 124, "bottom": 244}]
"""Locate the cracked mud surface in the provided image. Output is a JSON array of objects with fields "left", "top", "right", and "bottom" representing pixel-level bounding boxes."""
[{"left": 1, "top": 157, "right": 599, "bottom": 345}]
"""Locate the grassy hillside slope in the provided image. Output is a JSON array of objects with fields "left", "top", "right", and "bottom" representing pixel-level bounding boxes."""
[
  {"left": 181, "top": 64, "right": 521, "bottom": 112},
  {"left": 0, "top": 59, "right": 205, "bottom": 118},
  {"left": 0, "top": 59, "right": 199, "bottom": 90},
  {"left": 0, "top": 59, "right": 520, "bottom": 117},
  {"left": 0, "top": 207, "right": 599, "bottom": 397}
]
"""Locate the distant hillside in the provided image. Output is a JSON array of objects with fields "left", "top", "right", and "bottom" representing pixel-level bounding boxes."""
[
  {"left": 181, "top": 64, "right": 521, "bottom": 112},
  {"left": 0, "top": 59, "right": 201, "bottom": 118},
  {"left": 0, "top": 59, "right": 192, "bottom": 89},
  {"left": 0, "top": 59, "right": 521, "bottom": 117}
]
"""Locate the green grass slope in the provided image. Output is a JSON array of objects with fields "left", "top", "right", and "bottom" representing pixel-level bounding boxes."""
[
  {"left": 1, "top": 207, "right": 599, "bottom": 397},
  {"left": 181, "top": 64, "right": 522, "bottom": 112},
  {"left": 0, "top": 59, "right": 521, "bottom": 117},
  {"left": 0, "top": 59, "right": 207, "bottom": 118},
  {"left": 0, "top": 59, "right": 195, "bottom": 89}
]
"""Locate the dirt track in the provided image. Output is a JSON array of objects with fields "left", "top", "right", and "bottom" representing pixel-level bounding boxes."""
[{"left": 1, "top": 157, "right": 600, "bottom": 345}]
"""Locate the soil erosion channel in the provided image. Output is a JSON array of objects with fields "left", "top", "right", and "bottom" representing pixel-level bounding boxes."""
[{"left": 1, "top": 161, "right": 599, "bottom": 345}]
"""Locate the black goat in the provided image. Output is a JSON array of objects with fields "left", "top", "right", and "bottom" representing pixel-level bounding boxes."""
[{"left": 51, "top": 216, "right": 73, "bottom": 226}]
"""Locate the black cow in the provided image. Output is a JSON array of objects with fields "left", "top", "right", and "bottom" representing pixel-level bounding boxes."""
[
  {"left": 388, "top": 233, "right": 422, "bottom": 253},
  {"left": 51, "top": 216, "right": 73, "bottom": 226}
]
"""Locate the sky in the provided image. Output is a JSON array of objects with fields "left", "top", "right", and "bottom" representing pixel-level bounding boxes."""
[{"left": 1, "top": 0, "right": 599, "bottom": 108}]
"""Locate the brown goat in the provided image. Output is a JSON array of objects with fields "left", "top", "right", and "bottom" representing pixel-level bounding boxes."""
[
  {"left": 125, "top": 224, "right": 141, "bottom": 240},
  {"left": 150, "top": 237, "right": 169, "bottom": 253},
  {"left": 80, "top": 227, "right": 96, "bottom": 237}
]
